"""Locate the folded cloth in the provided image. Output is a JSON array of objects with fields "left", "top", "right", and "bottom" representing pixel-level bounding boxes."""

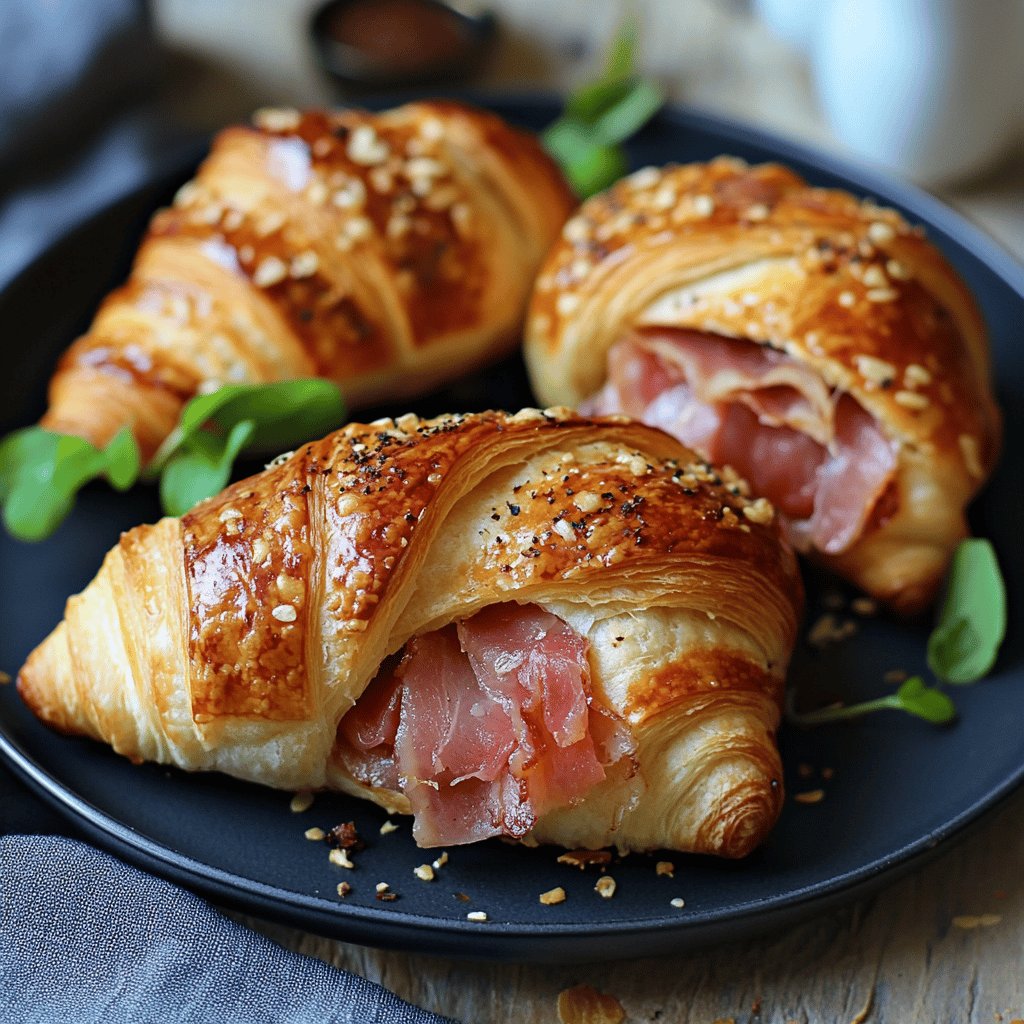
[{"left": 0, "top": 835, "right": 458, "bottom": 1024}]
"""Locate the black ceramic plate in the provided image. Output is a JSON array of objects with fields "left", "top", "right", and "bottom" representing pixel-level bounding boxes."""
[{"left": 1, "top": 97, "right": 1022, "bottom": 963}]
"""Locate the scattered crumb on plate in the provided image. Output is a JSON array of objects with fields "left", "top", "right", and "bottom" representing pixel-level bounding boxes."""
[
  {"left": 290, "top": 791, "right": 314, "bottom": 813},
  {"left": 557, "top": 849, "right": 613, "bottom": 870},
  {"left": 329, "top": 848, "right": 354, "bottom": 869},
  {"left": 794, "top": 789, "right": 826, "bottom": 804},
  {"left": 540, "top": 886, "right": 567, "bottom": 905}
]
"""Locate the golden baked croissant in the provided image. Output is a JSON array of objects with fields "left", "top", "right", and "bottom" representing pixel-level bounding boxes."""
[
  {"left": 41, "top": 102, "right": 574, "bottom": 459},
  {"left": 525, "top": 158, "right": 1000, "bottom": 614},
  {"left": 19, "top": 408, "right": 801, "bottom": 858}
]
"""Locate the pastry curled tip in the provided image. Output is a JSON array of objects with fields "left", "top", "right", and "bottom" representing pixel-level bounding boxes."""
[
  {"left": 693, "top": 775, "right": 784, "bottom": 859},
  {"left": 17, "top": 623, "right": 76, "bottom": 736}
]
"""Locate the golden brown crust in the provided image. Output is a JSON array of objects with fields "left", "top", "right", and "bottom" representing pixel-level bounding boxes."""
[
  {"left": 184, "top": 461, "right": 314, "bottom": 722},
  {"left": 19, "top": 408, "right": 801, "bottom": 856},
  {"left": 41, "top": 102, "right": 575, "bottom": 458},
  {"left": 627, "top": 648, "right": 783, "bottom": 720},
  {"left": 525, "top": 158, "right": 1001, "bottom": 612}
]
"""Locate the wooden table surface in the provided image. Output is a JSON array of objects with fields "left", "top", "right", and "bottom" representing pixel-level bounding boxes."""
[
  {"left": 246, "top": 784, "right": 1024, "bottom": 1022},
  {"left": 157, "top": 3, "right": 1024, "bottom": 1020}
]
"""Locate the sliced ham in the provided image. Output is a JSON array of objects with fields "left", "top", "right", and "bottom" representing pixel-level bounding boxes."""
[
  {"left": 335, "top": 604, "right": 635, "bottom": 846},
  {"left": 587, "top": 331, "right": 898, "bottom": 555}
]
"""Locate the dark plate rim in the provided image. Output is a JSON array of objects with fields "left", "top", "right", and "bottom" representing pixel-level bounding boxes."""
[{"left": 2, "top": 94, "right": 1022, "bottom": 958}]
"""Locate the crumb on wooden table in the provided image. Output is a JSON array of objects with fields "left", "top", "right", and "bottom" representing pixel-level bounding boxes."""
[{"left": 557, "top": 984, "right": 626, "bottom": 1024}]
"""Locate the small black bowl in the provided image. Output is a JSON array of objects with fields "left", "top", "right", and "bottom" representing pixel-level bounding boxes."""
[{"left": 310, "top": 0, "right": 496, "bottom": 93}]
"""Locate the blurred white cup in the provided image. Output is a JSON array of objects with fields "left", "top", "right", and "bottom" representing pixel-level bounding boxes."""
[{"left": 810, "top": 0, "right": 1024, "bottom": 184}]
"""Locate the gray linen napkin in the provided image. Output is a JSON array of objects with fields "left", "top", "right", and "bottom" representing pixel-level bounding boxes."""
[{"left": 0, "top": 834, "right": 457, "bottom": 1024}]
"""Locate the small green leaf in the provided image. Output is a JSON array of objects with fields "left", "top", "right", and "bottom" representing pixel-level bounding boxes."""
[
  {"left": 565, "top": 144, "right": 630, "bottom": 201},
  {"left": 563, "top": 78, "right": 636, "bottom": 125},
  {"left": 159, "top": 419, "right": 255, "bottom": 517},
  {"left": 0, "top": 428, "right": 57, "bottom": 504},
  {"left": 543, "top": 117, "right": 631, "bottom": 197},
  {"left": 541, "top": 118, "right": 593, "bottom": 168},
  {"left": 0, "top": 426, "right": 142, "bottom": 541},
  {"left": 149, "top": 378, "right": 344, "bottom": 515},
  {"left": 543, "top": 19, "right": 664, "bottom": 200},
  {"left": 892, "top": 675, "right": 958, "bottom": 724},
  {"left": 208, "top": 379, "right": 346, "bottom": 452},
  {"left": 591, "top": 79, "right": 664, "bottom": 147},
  {"left": 149, "top": 379, "right": 345, "bottom": 473},
  {"left": 786, "top": 676, "right": 956, "bottom": 728},
  {"left": 927, "top": 539, "right": 1006, "bottom": 684},
  {"left": 0, "top": 379, "right": 343, "bottom": 538},
  {"left": 603, "top": 16, "right": 638, "bottom": 81},
  {"left": 102, "top": 428, "right": 142, "bottom": 490}
]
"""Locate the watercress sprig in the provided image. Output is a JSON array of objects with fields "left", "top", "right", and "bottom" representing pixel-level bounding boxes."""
[
  {"left": 927, "top": 538, "right": 1006, "bottom": 684},
  {"left": 145, "top": 379, "right": 346, "bottom": 516},
  {"left": 543, "top": 20, "right": 664, "bottom": 198},
  {"left": 0, "top": 378, "right": 346, "bottom": 539},
  {"left": 0, "top": 427, "right": 140, "bottom": 541},
  {"left": 788, "top": 539, "right": 1006, "bottom": 728},
  {"left": 786, "top": 676, "right": 957, "bottom": 728}
]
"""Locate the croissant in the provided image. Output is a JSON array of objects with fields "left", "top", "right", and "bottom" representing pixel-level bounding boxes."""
[
  {"left": 525, "top": 158, "right": 1000, "bottom": 614},
  {"left": 19, "top": 408, "right": 802, "bottom": 858},
  {"left": 41, "top": 102, "right": 574, "bottom": 459}
]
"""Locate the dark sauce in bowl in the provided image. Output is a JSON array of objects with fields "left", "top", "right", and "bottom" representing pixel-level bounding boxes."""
[{"left": 311, "top": 0, "right": 496, "bottom": 90}]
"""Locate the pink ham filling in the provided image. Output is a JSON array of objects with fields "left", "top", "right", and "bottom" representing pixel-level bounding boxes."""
[
  {"left": 336, "top": 604, "right": 635, "bottom": 846},
  {"left": 583, "top": 331, "right": 899, "bottom": 554}
]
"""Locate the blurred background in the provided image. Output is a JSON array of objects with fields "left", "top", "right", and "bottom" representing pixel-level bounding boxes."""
[{"left": 3, "top": 0, "right": 1024, "bottom": 288}]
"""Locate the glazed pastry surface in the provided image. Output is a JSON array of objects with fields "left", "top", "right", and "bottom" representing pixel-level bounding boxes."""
[
  {"left": 525, "top": 158, "right": 1000, "bottom": 612},
  {"left": 42, "top": 102, "right": 575, "bottom": 458},
  {"left": 19, "top": 408, "right": 802, "bottom": 857}
]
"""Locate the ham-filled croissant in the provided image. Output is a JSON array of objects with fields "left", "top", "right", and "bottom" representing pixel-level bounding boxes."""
[
  {"left": 525, "top": 158, "right": 1000, "bottom": 613},
  {"left": 19, "top": 408, "right": 802, "bottom": 858},
  {"left": 41, "top": 102, "right": 574, "bottom": 459}
]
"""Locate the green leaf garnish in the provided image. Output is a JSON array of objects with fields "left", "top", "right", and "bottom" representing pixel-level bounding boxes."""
[
  {"left": 148, "top": 379, "right": 346, "bottom": 473},
  {"left": 786, "top": 676, "right": 957, "bottom": 728},
  {"left": 590, "top": 79, "right": 664, "bottom": 148},
  {"left": 0, "top": 378, "right": 346, "bottom": 538},
  {"left": 0, "top": 426, "right": 141, "bottom": 541},
  {"left": 927, "top": 538, "right": 1006, "bottom": 684},
  {"left": 149, "top": 379, "right": 346, "bottom": 516},
  {"left": 542, "top": 122, "right": 629, "bottom": 200},
  {"left": 789, "top": 538, "right": 1006, "bottom": 729},
  {"left": 543, "top": 19, "right": 664, "bottom": 198},
  {"left": 158, "top": 419, "right": 255, "bottom": 518},
  {"left": 601, "top": 14, "right": 638, "bottom": 83}
]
